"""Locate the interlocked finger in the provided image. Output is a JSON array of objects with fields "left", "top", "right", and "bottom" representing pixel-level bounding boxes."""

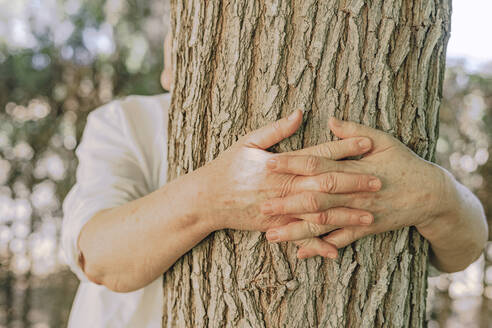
[
  {"left": 241, "top": 110, "right": 302, "bottom": 149},
  {"left": 322, "top": 226, "right": 374, "bottom": 249},
  {"left": 328, "top": 117, "right": 396, "bottom": 150},
  {"left": 298, "top": 207, "right": 374, "bottom": 226},
  {"left": 267, "top": 155, "right": 339, "bottom": 176},
  {"left": 290, "top": 137, "right": 372, "bottom": 160},
  {"left": 266, "top": 220, "right": 338, "bottom": 243},
  {"left": 292, "top": 172, "right": 381, "bottom": 194},
  {"left": 294, "top": 237, "right": 338, "bottom": 259},
  {"left": 260, "top": 192, "right": 351, "bottom": 216}
]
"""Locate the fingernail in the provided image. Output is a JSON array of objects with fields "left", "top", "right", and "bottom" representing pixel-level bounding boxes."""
[
  {"left": 288, "top": 110, "right": 299, "bottom": 120},
  {"left": 261, "top": 202, "right": 273, "bottom": 215},
  {"left": 360, "top": 215, "right": 373, "bottom": 225},
  {"left": 358, "top": 138, "right": 371, "bottom": 150},
  {"left": 369, "top": 178, "right": 381, "bottom": 190},
  {"left": 266, "top": 158, "right": 277, "bottom": 170},
  {"left": 266, "top": 230, "right": 279, "bottom": 242},
  {"left": 330, "top": 117, "right": 342, "bottom": 127}
]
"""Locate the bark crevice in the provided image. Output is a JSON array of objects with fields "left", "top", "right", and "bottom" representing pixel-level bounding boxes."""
[{"left": 165, "top": 1, "right": 451, "bottom": 327}]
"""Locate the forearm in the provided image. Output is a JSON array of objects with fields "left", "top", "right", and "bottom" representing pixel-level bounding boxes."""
[
  {"left": 78, "top": 171, "right": 214, "bottom": 292},
  {"left": 418, "top": 167, "right": 488, "bottom": 273}
]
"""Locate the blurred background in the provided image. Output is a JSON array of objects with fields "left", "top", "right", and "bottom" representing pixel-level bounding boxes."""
[{"left": 0, "top": 0, "right": 490, "bottom": 327}]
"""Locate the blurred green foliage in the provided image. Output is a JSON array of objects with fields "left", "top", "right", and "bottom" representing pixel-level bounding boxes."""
[{"left": 0, "top": 0, "right": 167, "bottom": 326}]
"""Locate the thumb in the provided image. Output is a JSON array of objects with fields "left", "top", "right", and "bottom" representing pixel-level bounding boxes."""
[
  {"left": 242, "top": 110, "right": 303, "bottom": 149},
  {"left": 328, "top": 117, "right": 394, "bottom": 149}
]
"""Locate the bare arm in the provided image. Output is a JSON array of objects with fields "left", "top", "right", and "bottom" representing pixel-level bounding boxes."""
[
  {"left": 77, "top": 111, "right": 382, "bottom": 292},
  {"left": 263, "top": 118, "right": 488, "bottom": 272},
  {"left": 416, "top": 167, "right": 488, "bottom": 272},
  {"left": 78, "top": 169, "right": 213, "bottom": 293}
]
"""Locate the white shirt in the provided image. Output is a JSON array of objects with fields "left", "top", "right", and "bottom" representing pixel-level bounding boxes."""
[{"left": 61, "top": 93, "right": 171, "bottom": 328}]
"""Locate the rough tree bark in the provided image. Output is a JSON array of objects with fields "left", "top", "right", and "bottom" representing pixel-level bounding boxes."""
[{"left": 164, "top": 0, "right": 451, "bottom": 327}]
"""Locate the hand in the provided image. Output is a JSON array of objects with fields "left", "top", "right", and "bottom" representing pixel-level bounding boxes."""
[
  {"left": 193, "top": 111, "right": 382, "bottom": 236},
  {"left": 264, "top": 117, "right": 446, "bottom": 259}
]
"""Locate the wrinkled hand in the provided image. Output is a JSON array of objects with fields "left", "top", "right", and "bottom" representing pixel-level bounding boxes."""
[
  {"left": 195, "top": 111, "right": 382, "bottom": 240},
  {"left": 264, "top": 117, "right": 444, "bottom": 259}
]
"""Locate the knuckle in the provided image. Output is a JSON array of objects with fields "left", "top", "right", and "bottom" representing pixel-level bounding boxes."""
[
  {"left": 317, "top": 210, "right": 332, "bottom": 225},
  {"left": 302, "top": 193, "right": 320, "bottom": 212},
  {"left": 320, "top": 144, "right": 334, "bottom": 159},
  {"left": 315, "top": 212, "right": 326, "bottom": 225},
  {"left": 321, "top": 174, "right": 336, "bottom": 193},
  {"left": 305, "top": 156, "right": 320, "bottom": 175},
  {"left": 279, "top": 176, "right": 296, "bottom": 197},
  {"left": 306, "top": 222, "right": 322, "bottom": 237}
]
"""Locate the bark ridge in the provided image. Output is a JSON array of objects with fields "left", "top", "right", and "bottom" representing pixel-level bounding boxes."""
[{"left": 165, "top": 1, "right": 451, "bottom": 327}]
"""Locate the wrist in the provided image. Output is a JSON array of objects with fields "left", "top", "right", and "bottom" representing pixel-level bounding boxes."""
[
  {"left": 415, "top": 164, "right": 457, "bottom": 241},
  {"left": 182, "top": 167, "right": 225, "bottom": 233}
]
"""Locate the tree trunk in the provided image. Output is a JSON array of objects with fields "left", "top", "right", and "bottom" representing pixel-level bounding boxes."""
[{"left": 164, "top": 0, "right": 451, "bottom": 327}]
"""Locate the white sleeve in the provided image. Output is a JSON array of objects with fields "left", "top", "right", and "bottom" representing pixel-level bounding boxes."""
[{"left": 61, "top": 101, "right": 151, "bottom": 282}]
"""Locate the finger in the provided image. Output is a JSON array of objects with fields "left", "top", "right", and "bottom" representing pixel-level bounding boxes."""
[
  {"left": 266, "top": 208, "right": 374, "bottom": 242},
  {"left": 258, "top": 215, "right": 300, "bottom": 232},
  {"left": 242, "top": 110, "right": 303, "bottom": 149},
  {"left": 298, "top": 207, "right": 374, "bottom": 226},
  {"left": 328, "top": 117, "right": 395, "bottom": 150},
  {"left": 322, "top": 227, "right": 373, "bottom": 248},
  {"left": 260, "top": 192, "right": 350, "bottom": 216},
  {"left": 292, "top": 172, "right": 381, "bottom": 194},
  {"left": 267, "top": 155, "right": 339, "bottom": 176},
  {"left": 296, "top": 247, "right": 319, "bottom": 259},
  {"left": 295, "top": 237, "right": 338, "bottom": 259},
  {"left": 289, "top": 137, "right": 372, "bottom": 159},
  {"left": 266, "top": 221, "right": 338, "bottom": 242}
]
